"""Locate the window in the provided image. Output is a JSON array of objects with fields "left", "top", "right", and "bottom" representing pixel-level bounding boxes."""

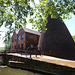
[
  {"left": 15, "top": 37, "right": 17, "bottom": 41},
  {"left": 15, "top": 46, "right": 16, "bottom": 48},
  {"left": 18, "top": 36, "right": 20, "bottom": 40},
  {"left": 21, "top": 34, "right": 24, "bottom": 39},
  {"left": 21, "top": 44, "right": 23, "bottom": 50},
  {"left": 37, "top": 37, "right": 39, "bottom": 40}
]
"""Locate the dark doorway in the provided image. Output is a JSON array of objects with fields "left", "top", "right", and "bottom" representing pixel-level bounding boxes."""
[{"left": 21, "top": 44, "right": 23, "bottom": 50}]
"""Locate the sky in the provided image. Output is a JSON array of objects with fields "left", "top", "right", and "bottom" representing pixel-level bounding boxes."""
[
  {"left": 63, "top": 14, "right": 75, "bottom": 36},
  {"left": 0, "top": 26, "right": 6, "bottom": 47}
]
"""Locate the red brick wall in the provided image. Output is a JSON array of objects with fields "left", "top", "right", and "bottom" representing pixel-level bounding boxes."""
[
  {"left": 17, "top": 28, "right": 26, "bottom": 50},
  {"left": 11, "top": 28, "right": 40, "bottom": 52},
  {"left": 26, "top": 32, "right": 40, "bottom": 49},
  {"left": 11, "top": 32, "right": 18, "bottom": 52}
]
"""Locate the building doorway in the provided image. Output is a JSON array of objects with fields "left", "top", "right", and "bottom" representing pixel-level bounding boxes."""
[{"left": 21, "top": 44, "right": 23, "bottom": 50}]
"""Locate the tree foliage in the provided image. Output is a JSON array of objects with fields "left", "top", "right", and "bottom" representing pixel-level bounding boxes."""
[
  {"left": 72, "top": 35, "right": 75, "bottom": 41},
  {"left": 0, "top": 0, "right": 33, "bottom": 45},
  {"left": 0, "top": 0, "right": 34, "bottom": 29},
  {"left": 0, "top": 0, "right": 75, "bottom": 45},
  {"left": 29, "top": 0, "right": 75, "bottom": 31}
]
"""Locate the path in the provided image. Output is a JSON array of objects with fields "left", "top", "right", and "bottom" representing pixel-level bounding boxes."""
[{"left": 7, "top": 53, "right": 75, "bottom": 68}]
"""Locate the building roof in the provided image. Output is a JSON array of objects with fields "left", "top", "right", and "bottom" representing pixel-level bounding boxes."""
[{"left": 23, "top": 28, "right": 40, "bottom": 35}]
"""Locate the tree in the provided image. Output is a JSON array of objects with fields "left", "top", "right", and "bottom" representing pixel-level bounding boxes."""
[
  {"left": 29, "top": 0, "right": 75, "bottom": 31},
  {"left": 72, "top": 35, "right": 75, "bottom": 41},
  {"left": 0, "top": 0, "right": 75, "bottom": 47},
  {"left": 0, "top": 0, "right": 34, "bottom": 45},
  {"left": 0, "top": 0, "right": 75, "bottom": 31}
]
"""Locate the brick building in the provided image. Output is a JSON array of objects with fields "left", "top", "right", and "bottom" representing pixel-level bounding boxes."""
[
  {"left": 11, "top": 32, "right": 18, "bottom": 51},
  {"left": 11, "top": 28, "right": 40, "bottom": 52}
]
